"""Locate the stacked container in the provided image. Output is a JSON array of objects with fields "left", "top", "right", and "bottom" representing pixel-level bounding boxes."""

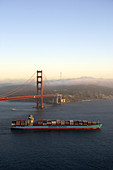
[
  {"left": 91, "top": 121, "right": 96, "bottom": 125},
  {"left": 16, "top": 120, "right": 21, "bottom": 126},
  {"left": 83, "top": 121, "right": 88, "bottom": 126},
  {"left": 56, "top": 120, "right": 61, "bottom": 126},
  {"left": 61, "top": 120, "right": 65, "bottom": 126},
  {"left": 88, "top": 121, "right": 92, "bottom": 125},
  {"left": 51, "top": 120, "right": 56, "bottom": 126},
  {"left": 65, "top": 121, "right": 70, "bottom": 125},
  {"left": 21, "top": 120, "right": 25, "bottom": 126},
  {"left": 33, "top": 121, "right": 38, "bottom": 126},
  {"left": 74, "top": 121, "right": 79, "bottom": 126},
  {"left": 70, "top": 120, "right": 74, "bottom": 126},
  {"left": 43, "top": 120, "right": 47, "bottom": 126},
  {"left": 78, "top": 122, "right": 83, "bottom": 126},
  {"left": 77, "top": 120, "right": 83, "bottom": 126},
  {"left": 25, "top": 121, "right": 28, "bottom": 126},
  {"left": 47, "top": 120, "right": 52, "bottom": 126},
  {"left": 38, "top": 120, "right": 43, "bottom": 125}
]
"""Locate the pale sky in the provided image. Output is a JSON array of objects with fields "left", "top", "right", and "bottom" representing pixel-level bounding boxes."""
[{"left": 0, "top": 0, "right": 113, "bottom": 81}]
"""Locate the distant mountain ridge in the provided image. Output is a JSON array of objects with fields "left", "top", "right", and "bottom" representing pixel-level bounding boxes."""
[{"left": 0, "top": 82, "right": 113, "bottom": 103}]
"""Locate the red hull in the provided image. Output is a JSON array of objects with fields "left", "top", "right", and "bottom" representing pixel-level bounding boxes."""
[{"left": 11, "top": 127, "right": 101, "bottom": 130}]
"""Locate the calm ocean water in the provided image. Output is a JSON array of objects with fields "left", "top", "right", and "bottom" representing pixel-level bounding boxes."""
[{"left": 0, "top": 99, "right": 113, "bottom": 170}]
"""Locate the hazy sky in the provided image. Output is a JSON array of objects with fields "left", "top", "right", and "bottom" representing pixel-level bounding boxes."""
[{"left": 0, "top": 0, "right": 113, "bottom": 80}]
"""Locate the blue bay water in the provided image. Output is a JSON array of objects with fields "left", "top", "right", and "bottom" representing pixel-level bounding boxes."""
[{"left": 0, "top": 99, "right": 113, "bottom": 170}]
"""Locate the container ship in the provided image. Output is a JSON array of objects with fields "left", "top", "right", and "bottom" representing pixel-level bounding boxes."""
[{"left": 11, "top": 115, "right": 102, "bottom": 130}]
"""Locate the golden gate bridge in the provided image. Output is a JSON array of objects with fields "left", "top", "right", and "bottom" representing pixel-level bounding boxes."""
[{"left": 0, "top": 70, "right": 64, "bottom": 108}]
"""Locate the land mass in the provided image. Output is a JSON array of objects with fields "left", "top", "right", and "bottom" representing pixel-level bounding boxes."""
[
  {"left": 0, "top": 83, "right": 113, "bottom": 103},
  {"left": 47, "top": 85, "right": 113, "bottom": 102}
]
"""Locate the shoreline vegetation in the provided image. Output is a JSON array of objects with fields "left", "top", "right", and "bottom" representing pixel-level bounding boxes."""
[{"left": 0, "top": 84, "right": 113, "bottom": 103}]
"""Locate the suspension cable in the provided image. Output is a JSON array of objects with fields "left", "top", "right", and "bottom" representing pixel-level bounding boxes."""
[
  {"left": 0, "top": 71, "right": 36, "bottom": 97},
  {"left": 43, "top": 74, "right": 55, "bottom": 94},
  {"left": 6, "top": 77, "right": 36, "bottom": 97}
]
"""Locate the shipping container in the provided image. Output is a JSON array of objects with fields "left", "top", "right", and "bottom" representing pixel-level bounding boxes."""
[
  {"left": 78, "top": 123, "right": 83, "bottom": 126},
  {"left": 52, "top": 120, "right": 56, "bottom": 125},
  {"left": 74, "top": 122, "right": 79, "bottom": 125},
  {"left": 56, "top": 123, "right": 61, "bottom": 126},
  {"left": 83, "top": 120, "right": 87, "bottom": 123},
  {"left": 61, "top": 120, "right": 65, "bottom": 125},
  {"left": 38, "top": 120, "right": 43, "bottom": 122},
  {"left": 21, "top": 120, "right": 25, "bottom": 126},
  {"left": 47, "top": 121, "right": 52, "bottom": 126},
  {"left": 38, "top": 123, "right": 43, "bottom": 125},
  {"left": 83, "top": 122, "right": 87, "bottom": 126},
  {"left": 92, "top": 122, "right": 96, "bottom": 125},
  {"left": 16, "top": 120, "right": 21, "bottom": 126},
  {"left": 33, "top": 123, "right": 38, "bottom": 126},
  {"left": 70, "top": 120, "right": 74, "bottom": 125},
  {"left": 88, "top": 121, "right": 92, "bottom": 125},
  {"left": 70, "top": 123, "right": 74, "bottom": 125},
  {"left": 43, "top": 120, "right": 47, "bottom": 123},
  {"left": 38, "top": 120, "right": 43, "bottom": 125},
  {"left": 70, "top": 120, "right": 74, "bottom": 122},
  {"left": 43, "top": 123, "right": 47, "bottom": 126},
  {"left": 56, "top": 120, "right": 61, "bottom": 123},
  {"left": 65, "top": 121, "right": 70, "bottom": 125},
  {"left": 78, "top": 120, "right": 83, "bottom": 123}
]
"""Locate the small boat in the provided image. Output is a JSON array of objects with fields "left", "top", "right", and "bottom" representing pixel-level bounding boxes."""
[
  {"left": 11, "top": 108, "right": 16, "bottom": 111},
  {"left": 11, "top": 115, "right": 102, "bottom": 130}
]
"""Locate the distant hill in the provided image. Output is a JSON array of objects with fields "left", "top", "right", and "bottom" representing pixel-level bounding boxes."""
[
  {"left": 0, "top": 83, "right": 113, "bottom": 103},
  {"left": 0, "top": 85, "right": 36, "bottom": 97},
  {"left": 48, "top": 84, "right": 113, "bottom": 102}
]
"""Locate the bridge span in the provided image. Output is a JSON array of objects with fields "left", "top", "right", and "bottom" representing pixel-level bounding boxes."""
[
  {"left": 0, "top": 94, "right": 58, "bottom": 101},
  {"left": 0, "top": 70, "right": 65, "bottom": 108}
]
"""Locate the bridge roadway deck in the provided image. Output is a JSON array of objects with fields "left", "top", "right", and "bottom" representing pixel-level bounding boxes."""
[{"left": 0, "top": 94, "right": 58, "bottom": 101}]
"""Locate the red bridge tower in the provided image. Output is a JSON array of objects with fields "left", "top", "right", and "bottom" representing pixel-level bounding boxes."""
[{"left": 37, "top": 70, "right": 43, "bottom": 108}]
